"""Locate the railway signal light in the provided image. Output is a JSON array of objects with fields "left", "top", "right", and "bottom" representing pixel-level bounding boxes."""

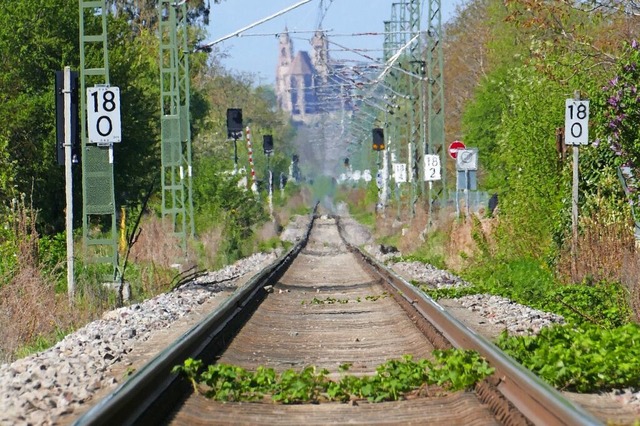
[
  {"left": 372, "top": 128, "right": 385, "bottom": 151},
  {"left": 263, "top": 134, "right": 274, "bottom": 154},
  {"left": 226, "top": 108, "right": 243, "bottom": 139}
]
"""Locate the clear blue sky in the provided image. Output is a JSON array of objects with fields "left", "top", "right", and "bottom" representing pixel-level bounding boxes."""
[{"left": 206, "top": 0, "right": 463, "bottom": 85}]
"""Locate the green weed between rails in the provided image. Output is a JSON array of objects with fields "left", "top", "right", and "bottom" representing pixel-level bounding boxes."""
[
  {"left": 496, "top": 323, "right": 640, "bottom": 393},
  {"left": 300, "top": 293, "right": 389, "bottom": 305},
  {"left": 172, "top": 351, "right": 494, "bottom": 404}
]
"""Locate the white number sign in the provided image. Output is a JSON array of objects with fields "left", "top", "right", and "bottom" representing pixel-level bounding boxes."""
[
  {"left": 393, "top": 163, "right": 407, "bottom": 183},
  {"left": 87, "top": 86, "right": 121, "bottom": 144},
  {"left": 564, "top": 99, "right": 589, "bottom": 146},
  {"left": 424, "top": 155, "right": 441, "bottom": 181}
]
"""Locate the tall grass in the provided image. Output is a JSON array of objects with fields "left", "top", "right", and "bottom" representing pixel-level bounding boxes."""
[
  {"left": 0, "top": 198, "right": 71, "bottom": 363},
  {"left": 0, "top": 204, "right": 186, "bottom": 363}
]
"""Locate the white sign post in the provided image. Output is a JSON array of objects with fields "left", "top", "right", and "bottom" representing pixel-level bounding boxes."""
[
  {"left": 565, "top": 94, "right": 589, "bottom": 279},
  {"left": 564, "top": 99, "right": 589, "bottom": 146},
  {"left": 455, "top": 148, "right": 479, "bottom": 218},
  {"left": 424, "top": 154, "right": 441, "bottom": 181},
  {"left": 393, "top": 163, "right": 407, "bottom": 183},
  {"left": 87, "top": 86, "right": 121, "bottom": 144}
]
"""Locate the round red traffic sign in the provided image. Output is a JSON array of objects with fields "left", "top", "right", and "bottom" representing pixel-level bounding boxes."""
[{"left": 448, "top": 140, "right": 466, "bottom": 159}]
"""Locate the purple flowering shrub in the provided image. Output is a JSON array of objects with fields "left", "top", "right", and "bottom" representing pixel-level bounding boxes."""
[{"left": 592, "top": 40, "right": 640, "bottom": 205}]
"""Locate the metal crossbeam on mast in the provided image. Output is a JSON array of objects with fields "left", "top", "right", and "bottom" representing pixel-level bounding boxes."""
[
  {"left": 426, "top": 0, "right": 446, "bottom": 203},
  {"left": 79, "top": 0, "right": 119, "bottom": 278},
  {"left": 159, "top": 0, "right": 188, "bottom": 251}
]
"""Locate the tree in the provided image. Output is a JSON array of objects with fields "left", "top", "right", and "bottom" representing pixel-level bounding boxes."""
[
  {"left": 106, "top": 0, "right": 218, "bottom": 30},
  {"left": 0, "top": 0, "right": 80, "bottom": 232}
]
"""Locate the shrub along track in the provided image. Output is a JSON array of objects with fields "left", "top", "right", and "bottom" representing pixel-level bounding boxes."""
[{"left": 74, "top": 214, "right": 602, "bottom": 426}]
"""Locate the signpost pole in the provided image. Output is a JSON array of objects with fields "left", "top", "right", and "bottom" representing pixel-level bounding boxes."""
[
  {"left": 449, "top": 141, "right": 466, "bottom": 219},
  {"left": 564, "top": 90, "right": 588, "bottom": 280},
  {"left": 428, "top": 181, "right": 433, "bottom": 227},
  {"left": 572, "top": 92, "right": 580, "bottom": 280},
  {"left": 267, "top": 153, "right": 273, "bottom": 220},
  {"left": 465, "top": 169, "right": 470, "bottom": 218},
  {"left": 455, "top": 178, "right": 460, "bottom": 218},
  {"left": 63, "top": 66, "right": 75, "bottom": 302}
]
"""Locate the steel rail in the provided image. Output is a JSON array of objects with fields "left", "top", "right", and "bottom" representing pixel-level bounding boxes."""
[
  {"left": 73, "top": 209, "right": 317, "bottom": 426},
  {"left": 75, "top": 210, "right": 601, "bottom": 426},
  {"left": 352, "top": 246, "right": 603, "bottom": 426}
]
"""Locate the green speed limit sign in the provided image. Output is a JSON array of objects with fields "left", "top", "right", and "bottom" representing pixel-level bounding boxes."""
[
  {"left": 564, "top": 99, "right": 589, "bottom": 146},
  {"left": 87, "top": 86, "right": 121, "bottom": 144}
]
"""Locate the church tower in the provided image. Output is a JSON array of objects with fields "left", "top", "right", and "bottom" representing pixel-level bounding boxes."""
[
  {"left": 311, "top": 30, "right": 329, "bottom": 84},
  {"left": 275, "top": 29, "right": 294, "bottom": 112}
]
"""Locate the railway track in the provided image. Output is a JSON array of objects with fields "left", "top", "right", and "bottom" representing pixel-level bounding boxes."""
[{"left": 74, "top": 213, "right": 602, "bottom": 425}]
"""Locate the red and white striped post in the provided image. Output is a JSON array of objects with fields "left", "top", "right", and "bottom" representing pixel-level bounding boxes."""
[{"left": 245, "top": 126, "right": 258, "bottom": 194}]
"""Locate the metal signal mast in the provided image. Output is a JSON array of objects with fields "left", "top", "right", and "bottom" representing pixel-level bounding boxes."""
[
  {"left": 426, "top": 0, "right": 446, "bottom": 202},
  {"left": 79, "top": 0, "right": 119, "bottom": 277},
  {"left": 405, "top": 0, "right": 425, "bottom": 215},
  {"left": 159, "top": 0, "right": 195, "bottom": 253}
]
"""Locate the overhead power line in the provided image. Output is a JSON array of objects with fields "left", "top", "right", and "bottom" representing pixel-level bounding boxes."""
[{"left": 197, "top": 0, "right": 313, "bottom": 50}]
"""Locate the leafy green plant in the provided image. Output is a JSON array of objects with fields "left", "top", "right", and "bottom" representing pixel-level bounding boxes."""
[
  {"left": 365, "top": 292, "right": 389, "bottom": 302},
  {"left": 173, "top": 351, "right": 494, "bottom": 404},
  {"left": 496, "top": 323, "right": 640, "bottom": 392},
  {"left": 424, "top": 258, "right": 631, "bottom": 329},
  {"left": 172, "top": 358, "right": 204, "bottom": 393},
  {"left": 302, "top": 293, "right": 389, "bottom": 305}
]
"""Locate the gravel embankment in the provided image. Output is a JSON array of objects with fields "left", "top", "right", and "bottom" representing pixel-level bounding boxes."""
[{"left": 0, "top": 251, "right": 279, "bottom": 426}]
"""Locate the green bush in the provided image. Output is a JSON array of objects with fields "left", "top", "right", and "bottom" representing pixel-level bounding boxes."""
[
  {"left": 497, "top": 323, "right": 640, "bottom": 392},
  {"left": 423, "top": 259, "right": 631, "bottom": 328}
]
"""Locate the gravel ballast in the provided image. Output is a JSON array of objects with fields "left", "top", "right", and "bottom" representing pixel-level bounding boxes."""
[
  {"left": 1, "top": 214, "right": 638, "bottom": 424},
  {"left": 0, "top": 251, "right": 278, "bottom": 426}
]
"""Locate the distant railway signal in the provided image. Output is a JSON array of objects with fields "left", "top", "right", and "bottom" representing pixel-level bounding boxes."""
[
  {"left": 263, "top": 134, "right": 274, "bottom": 154},
  {"left": 227, "top": 108, "right": 243, "bottom": 139},
  {"left": 372, "top": 128, "right": 385, "bottom": 151}
]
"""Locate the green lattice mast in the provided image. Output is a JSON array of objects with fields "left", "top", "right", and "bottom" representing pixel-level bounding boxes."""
[
  {"left": 79, "top": 0, "right": 119, "bottom": 278},
  {"left": 406, "top": 0, "right": 424, "bottom": 213},
  {"left": 426, "top": 0, "right": 446, "bottom": 202},
  {"left": 159, "top": 1, "right": 191, "bottom": 252}
]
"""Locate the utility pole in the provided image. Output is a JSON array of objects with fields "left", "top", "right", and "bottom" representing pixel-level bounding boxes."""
[{"left": 79, "top": 0, "right": 119, "bottom": 279}]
